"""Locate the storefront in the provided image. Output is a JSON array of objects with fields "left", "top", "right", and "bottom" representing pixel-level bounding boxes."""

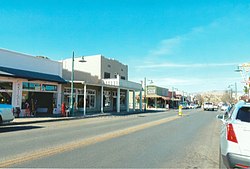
[
  {"left": 21, "top": 82, "right": 59, "bottom": 116},
  {"left": 62, "top": 84, "right": 129, "bottom": 114},
  {"left": 0, "top": 49, "right": 66, "bottom": 117},
  {"left": 146, "top": 85, "right": 170, "bottom": 109}
]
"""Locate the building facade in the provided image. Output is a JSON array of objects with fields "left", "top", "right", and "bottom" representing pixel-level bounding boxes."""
[
  {"left": 62, "top": 54, "right": 143, "bottom": 115},
  {"left": 0, "top": 49, "right": 143, "bottom": 116},
  {"left": 0, "top": 49, "right": 65, "bottom": 117}
]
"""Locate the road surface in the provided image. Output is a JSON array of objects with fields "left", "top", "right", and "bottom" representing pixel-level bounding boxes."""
[{"left": 0, "top": 109, "right": 222, "bottom": 168}]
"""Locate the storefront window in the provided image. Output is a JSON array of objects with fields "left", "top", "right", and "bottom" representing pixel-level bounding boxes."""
[
  {"left": 86, "top": 89, "right": 96, "bottom": 108},
  {"left": 78, "top": 95, "right": 84, "bottom": 108},
  {"left": 64, "top": 88, "right": 76, "bottom": 94},
  {"left": 0, "top": 82, "right": 12, "bottom": 90},
  {"left": 104, "top": 91, "right": 111, "bottom": 107},
  {"left": 0, "top": 92, "right": 12, "bottom": 104},
  {"left": 120, "top": 92, "right": 126, "bottom": 106},
  {"left": 0, "top": 82, "right": 12, "bottom": 104}
]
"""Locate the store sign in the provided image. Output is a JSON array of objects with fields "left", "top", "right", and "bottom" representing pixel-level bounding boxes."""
[{"left": 147, "top": 87, "right": 156, "bottom": 95}]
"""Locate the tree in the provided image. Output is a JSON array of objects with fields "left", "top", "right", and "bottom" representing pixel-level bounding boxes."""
[
  {"left": 221, "top": 91, "right": 234, "bottom": 104},
  {"left": 243, "top": 86, "right": 249, "bottom": 95},
  {"left": 195, "top": 94, "right": 204, "bottom": 105}
]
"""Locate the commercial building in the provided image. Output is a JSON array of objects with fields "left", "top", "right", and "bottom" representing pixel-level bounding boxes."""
[
  {"left": 145, "top": 85, "right": 170, "bottom": 109},
  {"left": 0, "top": 49, "right": 66, "bottom": 117},
  {"left": 62, "top": 55, "right": 143, "bottom": 115},
  {"left": 0, "top": 49, "right": 145, "bottom": 116}
]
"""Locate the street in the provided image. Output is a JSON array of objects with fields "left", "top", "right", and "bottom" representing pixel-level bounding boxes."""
[{"left": 0, "top": 109, "right": 221, "bottom": 168}]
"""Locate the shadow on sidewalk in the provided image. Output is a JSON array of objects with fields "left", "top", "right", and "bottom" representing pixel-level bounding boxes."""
[{"left": 0, "top": 125, "right": 44, "bottom": 133}]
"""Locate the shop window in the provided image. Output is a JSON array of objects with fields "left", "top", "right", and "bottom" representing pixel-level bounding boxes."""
[
  {"left": 78, "top": 89, "right": 84, "bottom": 95},
  {"left": 64, "top": 88, "right": 76, "bottom": 94},
  {"left": 104, "top": 91, "right": 111, "bottom": 107},
  {"left": 0, "top": 92, "right": 12, "bottom": 104},
  {"left": 0, "top": 82, "right": 13, "bottom": 90},
  {"left": 77, "top": 95, "right": 84, "bottom": 108},
  {"left": 120, "top": 92, "right": 126, "bottom": 105},
  {"left": 0, "top": 82, "right": 12, "bottom": 104},
  {"left": 112, "top": 91, "right": 117, "bottom": 97},
  {"left": 86, "top": 89, "right": 96, "bottom": 109}
]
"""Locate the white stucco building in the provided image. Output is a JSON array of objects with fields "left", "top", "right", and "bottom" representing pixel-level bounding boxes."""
[
  {"left": 0, "top": 49, "right": 65, "bottom": 116},
  {"left": 62, "top": 54, "right": 143, "bottom": 115},
  {"left": 0, "top": 49, "right": 142, "bottom": 117}
]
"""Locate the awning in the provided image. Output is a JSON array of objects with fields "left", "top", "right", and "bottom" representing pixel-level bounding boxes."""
[
  {"left": 147, "top": 94, "right": 170, "bottom": 100},
  {"left": 0, "top": 66, "right": 67, "bottom": 84}
]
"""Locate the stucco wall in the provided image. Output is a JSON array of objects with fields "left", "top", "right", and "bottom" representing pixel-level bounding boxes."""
[
  {"left": 101, "top": 56, "right": 128, "bottom": 80},
  {"left": 0, "top": 49, "right": 62, "bottom": 76},
  {"left": 62, "top": 55, "right": 101, "bottom": 84}
]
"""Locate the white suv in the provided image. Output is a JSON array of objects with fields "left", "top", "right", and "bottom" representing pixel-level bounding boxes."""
[{"left": 218, "top": 101, "right": 250, "bottom": 168}]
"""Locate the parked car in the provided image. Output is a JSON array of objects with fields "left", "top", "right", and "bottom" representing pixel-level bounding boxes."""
[
  {"left": 217, "top": 101, "right": 250, "bottom": 169},
  {"left": 0, "top": 104, "right": 15, "bottom": 124},
  {"left": 187, "top": 103, "right": 196, "bottom": 109},
  {"left": 213, "top": 104, "right": 219, "bottom": 111},
  {"left": 221, "top": 104, "right": 229, "bottom": 111},
  {"left": 203, "top": 102, "right": 214, "bottom": 111},
  {"left": 179, "top": 102, "right": 188, "bottom": 109}
]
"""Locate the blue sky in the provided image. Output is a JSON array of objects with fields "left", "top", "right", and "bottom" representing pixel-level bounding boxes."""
[{"left": 1, "top": 0, "right": 250, "bottom": 93}]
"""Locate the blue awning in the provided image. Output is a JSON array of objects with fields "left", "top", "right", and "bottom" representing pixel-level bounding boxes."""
[{"left": 0, "top": 66, "right": 67, "bottom": 84}]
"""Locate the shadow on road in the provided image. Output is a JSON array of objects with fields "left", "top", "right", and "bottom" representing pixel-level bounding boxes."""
[{"left": 0, "top": 125, "right": 44, "bottom": 133}]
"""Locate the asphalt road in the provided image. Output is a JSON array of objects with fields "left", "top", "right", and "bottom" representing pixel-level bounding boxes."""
[{"left": 0, "top": 109, "right": 222, "bottom": 168}]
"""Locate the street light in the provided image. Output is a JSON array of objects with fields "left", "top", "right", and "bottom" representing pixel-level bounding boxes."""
[
  {"left": 171, "top": 87, "right": 178, "bottom": 108},
  {"left": 143, "top": 77, "right": 153, "bottom": 112},
  {"left": 228, "top": 84, "right": 234, "bottom": 101},
  {"left": 70, "top": 52, "right": 86, "bottom": 117}
]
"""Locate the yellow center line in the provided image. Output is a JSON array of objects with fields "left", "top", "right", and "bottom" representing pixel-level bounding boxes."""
[{"left": 0, "top": 115, "right": 180, "bottom": 168}]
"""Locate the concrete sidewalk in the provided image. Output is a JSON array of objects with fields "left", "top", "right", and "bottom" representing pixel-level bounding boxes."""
[
  {"left": 4, "top": 109, "right": 170, "bottom": 126},
  {"left": 6, "top": 113, "right": 111, "bottom": 126}
]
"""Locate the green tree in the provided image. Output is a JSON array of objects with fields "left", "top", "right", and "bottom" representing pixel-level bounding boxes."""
[{"left": 243, "top": 86, "right": 249, "bottom": 95}]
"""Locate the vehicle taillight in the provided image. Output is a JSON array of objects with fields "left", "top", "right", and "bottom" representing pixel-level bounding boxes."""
[
  {"left": 235, "top": 163, "right": 250, "bottom": 169},
  {"left": 227, "top": 123, "right": 238, "bottom": 143}
]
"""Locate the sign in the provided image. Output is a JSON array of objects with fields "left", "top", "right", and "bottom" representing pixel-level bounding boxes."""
[{"left": 147, "top": 86, "right": 156, "bottom": 95}]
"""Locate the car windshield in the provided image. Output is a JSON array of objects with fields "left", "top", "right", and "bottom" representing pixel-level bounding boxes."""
[{"left": 236, "top": 107, "right": 250, "bottom": 123}]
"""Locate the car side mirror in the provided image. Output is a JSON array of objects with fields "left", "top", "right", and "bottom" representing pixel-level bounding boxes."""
[
  {"left": 217, "top": 114, "right": 224, "bottom": 119},
  {"left": 216, "top": 114, "right": 226, "bottom": 123}
]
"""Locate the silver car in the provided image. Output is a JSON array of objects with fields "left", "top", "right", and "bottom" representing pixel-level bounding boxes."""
[
  {"left": 0, "top": 104, "right": 15, "bottom": 124},
  {"left": 218, "top": 101, "right": 250, "bottom": 169}
]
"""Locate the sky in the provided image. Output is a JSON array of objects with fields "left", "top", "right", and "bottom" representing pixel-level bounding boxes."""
[{"left": 1, "top": 0, "right": 250, "bottom": 93}]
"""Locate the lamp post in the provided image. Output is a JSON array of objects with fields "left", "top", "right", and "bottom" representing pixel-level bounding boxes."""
[
  {"left": 143, "top": 77, "right": 153, "bottom": 112},
  {"left": 171, "top": 87, "right": 178, "bottom": 109},
  {"left": 228, "top": 84, "right": 233, "bottom": 102},
  {"left": 70, "top": 52, "right": 86, "bottom": 116}
]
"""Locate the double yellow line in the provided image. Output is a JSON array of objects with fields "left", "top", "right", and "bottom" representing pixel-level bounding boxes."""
[{"left": 0, "top": 115, "right": 179, "bottom": 168}]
